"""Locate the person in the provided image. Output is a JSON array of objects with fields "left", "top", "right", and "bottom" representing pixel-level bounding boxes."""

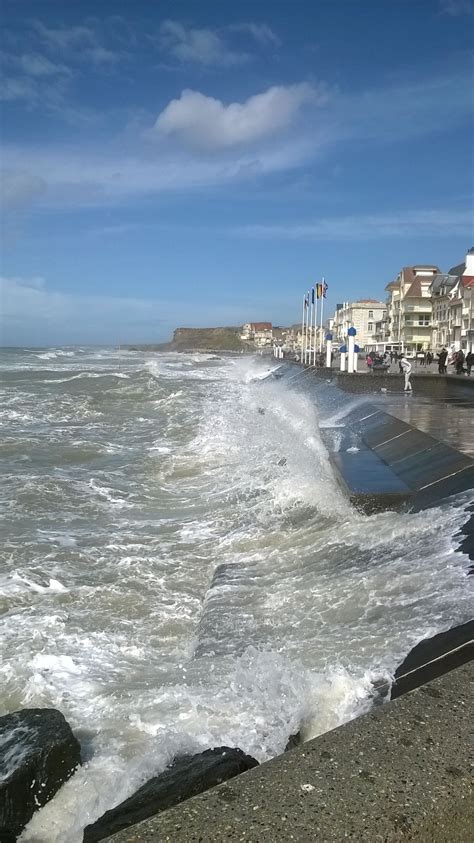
[
  {"left": 455, "top": 349, "right": 465, "bottom": 375},
  {"left": 366, "top": 353, "right": 373, "bottom": 372},
  {"left": 426, "top": 351, "right": 433, "bottom": 366},
  {"left": 400, "top": 354, "right": 412, "bottom": 392},
  {"left": 466, "top": 350, "right": 474, "bottom": 376},
  {"left": 438, "top": 347, "right": 448, "bottom": 374}
]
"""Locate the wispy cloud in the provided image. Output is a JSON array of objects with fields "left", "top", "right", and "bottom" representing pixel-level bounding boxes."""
[
  {"left": 228, "top": 22, "right": 281, "bottom": 47},
  {"left": 159, "top": 20, "right": 249, "bottom": 66},
  {"left": 0, "top": 275, "right": 254, "bottom": 344},
  {"left": 158, "top": 19, "right": 279, "bottom": 66},
  {"left": 234, "top": 210, "right": 474, "bottom": 241},
  {"left": 438, "top": 0, "right": 474, "bottom": 15},
  {"left": 32, "top": 19, "right": 123, "bottom": 65},
  {"left": 152, "top": 83, "right": 323, "bottom": 150}
]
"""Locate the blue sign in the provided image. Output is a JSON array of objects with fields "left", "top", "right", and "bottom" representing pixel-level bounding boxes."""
[
  {"left": 325, "top": 332, "right": 333, "bottom": 341},
  {"left": 347, "top": 327, "right": 357, "bottom": 336},
  {"left": 339, "top": 345, "right": 347, "bottom": 353},
  {"left": 354, "top": 344, "right": 360, "bottom": 353}
]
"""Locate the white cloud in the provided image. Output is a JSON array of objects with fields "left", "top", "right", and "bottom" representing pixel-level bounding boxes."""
[
  {"left": 0, "top": 76, "right": 37, "bottom": 102},
  {"left": 153, "top": 83, "right": 320, "bottom": 150},
  {"left": 0, "top": 275, "right": 166, "bottom": 343},
  {"left": 0, "top": 134, "right": 315, "bottom": 208},
  {"left": 18, "top": 53, "right": 71, "bottom": 77},
  {"left": 234, "top": 210, "right": 474, "bottom": 241},
  {"left": 33, "top": 21, "right": 97, "bottom": 51},
  {"left": 32, "top": 20, "right": 122, "bottom": 65},
  {"left": 0, "top": 275, "right": 254, "bottom": 344},
  {"left": 159, "top": 19, "right": 248, "bottom": 66},
  {"left": 228, "top": 23, "right": 281, "bottom": 47},
  {"left": 1, "top": 170, "right": 46, "bottom": 209}
]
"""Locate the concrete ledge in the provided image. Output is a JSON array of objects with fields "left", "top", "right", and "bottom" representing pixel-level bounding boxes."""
[
  {"left": 324, "top": 403, "right": 473, "bottom": 510},
  {"left": 107, "top": 663, "right": 473, "bottom": 842}
]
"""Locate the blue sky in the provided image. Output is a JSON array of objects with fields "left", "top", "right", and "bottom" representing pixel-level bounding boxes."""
[{"left": 1, "top": 0, "right": 473, "bottom": 345}]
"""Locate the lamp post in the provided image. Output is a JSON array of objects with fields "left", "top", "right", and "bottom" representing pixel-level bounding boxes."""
[
  {"left": 347, "top": 327, "right": 357, "bottom": 374},
  {"left": 325, "top": 332, "right": 333, "bottom": 368},
  {"left": 339, "top": 344, "right": 347, "bottom": 372}
]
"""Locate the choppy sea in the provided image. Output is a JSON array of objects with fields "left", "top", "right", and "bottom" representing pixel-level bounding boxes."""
[{"left": 0, "top": 347, "right": 472, "bottom": 842}]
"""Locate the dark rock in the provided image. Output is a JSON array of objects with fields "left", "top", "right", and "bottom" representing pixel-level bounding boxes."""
[
  {"left": 391, "top": 620, "right": 474, "bottom": 699},
  {"left": 257, "top": 407, "right": 265, "bottom": 415},
  {"left": 83, "top": 746, "right": 258, "bottom": 843},
  {"left": 0, "top": 708, "right": 81, "bottom": 841},
  {"left": 277, "top": 457, "right": 287, "bottom": 467},
  {"left": 284, "top": 732, "right": 301, "bottom": 751}
]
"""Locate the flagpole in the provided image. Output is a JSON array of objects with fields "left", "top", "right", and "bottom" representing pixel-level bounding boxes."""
[
  {"left": 305, "top": 290, "right": 311, "bottom": 363},
  {"left": 312, "top": 289, "right": 317, "bottom": 366},
  {"left": 319, "top": 277, "right": 325, "bottom": 352},
  {"left": 303, "top": 293, "right": 308, "bottom": 364},
  {"left": 301, "top": 294, "right": 306, "bottom": 365},
  {"left": 308, "top": 293, "right": 313, "bottom": 365}
]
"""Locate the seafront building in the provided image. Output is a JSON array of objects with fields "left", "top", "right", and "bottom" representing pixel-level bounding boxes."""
[
  {"left": 384, "top": 264, "right": 438, "bottom": 355},
  {"left": 240, "top": 322, "right": 273, "bottom": 347},
  {"left": 331, "top": 299, "right": 386, "bottom": 350},
  {"left": 430, "top": 248, "right": 474, "bottom": 352}
]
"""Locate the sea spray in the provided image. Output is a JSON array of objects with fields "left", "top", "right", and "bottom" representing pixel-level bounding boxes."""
[{"left": 0, "top": 347, "right": 470, "bottom": 842}]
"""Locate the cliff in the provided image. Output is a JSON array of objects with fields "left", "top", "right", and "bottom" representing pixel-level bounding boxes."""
[{"left": 165, "top": 327, "right": 248, "bottom": 352}]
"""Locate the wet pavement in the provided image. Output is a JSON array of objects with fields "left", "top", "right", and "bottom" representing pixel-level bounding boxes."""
[{"left": 372, "top": 393, "right": 474, "bottom": 458}]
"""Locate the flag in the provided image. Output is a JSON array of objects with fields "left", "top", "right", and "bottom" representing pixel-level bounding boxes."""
[
  {"left": 323, "top": 281, "right": 328, "bottom": 298},
  {"left": 311, "top": 287, "right": 315, "bottom": 304},
  {"left": 304, "top": 294, "right": 308, "bottom": 308},
  {"left": 316, "top": 283, "right": 322, "bottom": 299}
]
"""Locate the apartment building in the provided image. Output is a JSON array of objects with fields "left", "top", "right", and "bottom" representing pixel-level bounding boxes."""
[
  {"left": 332, "top": 299, "right": 386, "bottom": 349},
  {"left": 385, "top": 265, "right": 439, "bottom": 354},
  {"left": 430, "top": 248, "right": 474, "bottom": 352}
]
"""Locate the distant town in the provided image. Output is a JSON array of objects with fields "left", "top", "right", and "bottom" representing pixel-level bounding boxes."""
[{"left": 137, "top": 247, "right": 473, "bottom": 358}]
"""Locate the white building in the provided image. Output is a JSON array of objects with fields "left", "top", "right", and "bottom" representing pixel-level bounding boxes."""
[
  {"left": 385, "top": 265, "right": 439, "bottom": 354},
  {"left": 332, "top": 299, "right": 386, "bottom": 349},
  {"left": 430, "top": 248, "right": 474, "bottom": 352},
  {"left": 240, "top": 322, "right": 273, "bottom": 347}
]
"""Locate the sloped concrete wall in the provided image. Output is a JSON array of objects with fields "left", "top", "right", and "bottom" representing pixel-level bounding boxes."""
[{"left": 107, "top": 664, "right": 473, "bottom": 842}]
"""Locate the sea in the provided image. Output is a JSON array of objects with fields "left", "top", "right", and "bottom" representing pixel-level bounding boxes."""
[{"left": 0, "top": 346, "right": 472, "bottom": 842}]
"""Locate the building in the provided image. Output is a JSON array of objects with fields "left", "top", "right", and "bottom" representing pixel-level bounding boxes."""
[
  {"left": 240, "top": 322, "right": 273, "bottom": 347},
  {"left": 332, "top": 299, "right": 386, "bottom": 349},
  {"left": 385, "top": 265, "right": 439, "bottom": 354},
  {"left": 432, "top": 248, "right": 474, "bottom": 353}
]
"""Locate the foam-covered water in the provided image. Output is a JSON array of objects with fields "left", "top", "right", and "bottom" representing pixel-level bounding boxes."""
[{"left": 0, "top": 347, "right": 471, "bottom": 842}]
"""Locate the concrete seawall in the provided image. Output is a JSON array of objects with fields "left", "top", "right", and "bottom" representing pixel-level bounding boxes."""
[
  {"left": 107, "top": 664, "right": 473, "bottom": 842},
  {"left": 105, "top": 369, "right": 473, "bottom": 843}
]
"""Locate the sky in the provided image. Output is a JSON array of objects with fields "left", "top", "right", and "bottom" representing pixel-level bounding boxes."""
[{"left": 1, "top": 0, "right": 473, "bottom": 346}]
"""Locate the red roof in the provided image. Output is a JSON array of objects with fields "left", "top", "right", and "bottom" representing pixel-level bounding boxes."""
[
  {"left": 251, "top": 322, "right": 272, "bottom": 330},
  {"left": 462, "top": 276, "right": 474, "bottom": 288}
]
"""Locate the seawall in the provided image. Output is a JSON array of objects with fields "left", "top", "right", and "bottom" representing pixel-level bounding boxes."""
[
  {"left": 105, "top": 366, "right": 473, "bottom": 842},
  {"left": 107, "top": 663, "right": 473, "bottom": 842}
]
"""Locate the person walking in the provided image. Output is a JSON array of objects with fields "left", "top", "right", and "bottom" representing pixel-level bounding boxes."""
[
  {"left": 426, "top": 351, "right": 433, "bottom": 367},
  {"left": 466, "top": 350, "right": 474, "bottom": 376},
  {"left": 438, "top": 347, "right": 448, "bottom": 374},
  {"left": 400, "top": 354, "right": 412, "bottom": 392}
]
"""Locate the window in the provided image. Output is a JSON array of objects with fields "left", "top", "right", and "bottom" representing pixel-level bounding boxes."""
[
  {"left": 368, "top": 310, "right": 373, "bottom": 318},
  {"left": 368, "top": 322, "right": 373, "bottom": 332}
]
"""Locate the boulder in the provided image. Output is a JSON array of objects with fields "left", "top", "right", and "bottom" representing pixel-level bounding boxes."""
[
  {"left": 84, "top": 746, "right": 258, "bottom": 842},
  {"left": 0, "top": 708, "right": 81, "bottom": 841}
]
